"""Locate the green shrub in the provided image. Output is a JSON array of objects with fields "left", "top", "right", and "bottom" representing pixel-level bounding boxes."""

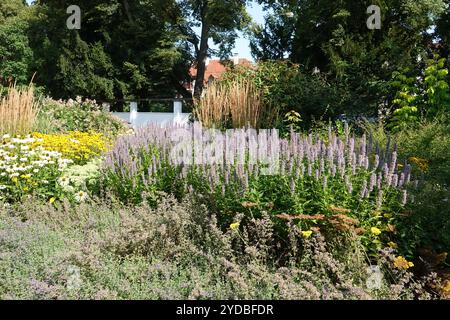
[
  {"left": 0, "top": 196, "right": 437, "bottom": 300},
  {"left": 34, "top": 97, "right": 127, "bottom": 138},
  {"left": 220, "top": 61, "right": 348, "bottom": 128},
  {"left": 359, "top": 117, "right": 450, "bottom": 259},
  {"left": 103, "top": 124, "right": 417, "bottom": 259},
  {"left": 389, "top": 54, "right": 450, "bottom": 131}
]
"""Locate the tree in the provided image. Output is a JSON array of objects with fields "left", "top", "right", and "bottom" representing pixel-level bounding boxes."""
[
  {"left": 27, "top": 0, "right": 190, "bottom": 100},
  {"left": 0, "top": 0, "right": 33, "bottom": 86},
  {"left": 434, "top": 0, "right": 450, "bottom": 79},
  {"left": 174, "top": 0, "right": 250, "bottom": 98},
  {"left": 253, "top": 0, "right": 447, "bottom": 117},
  {"left": 249, "top": 0, "right": 296, "bottom": 60},
  {"left": 0, "top": 0, "right": 26, "bottom": 24}
]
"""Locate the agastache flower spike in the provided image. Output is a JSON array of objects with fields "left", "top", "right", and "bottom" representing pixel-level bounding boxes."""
[
  {"left": 374, "top": 154, "right": 380, "bottom": 170},
  {"left": 401, "top": 190, "right": 408, "bottom": 206},
  {"left": 390, "top": 151, "right": 397, "bottom": 174},
  {"left": 392, "top": 173, "right": 398, "bottom": 188},
  {"left": 376, "top": 190, "right": 383, "bottom": 210},
  {"left": 369, "top": 173, "right": 376, "bottom": 192},
  {"left": 360, "top": 180, "right": 368, "bottom": 199},
  {"left": 290, "top": 178, "right": 296, "bottom": 194}
]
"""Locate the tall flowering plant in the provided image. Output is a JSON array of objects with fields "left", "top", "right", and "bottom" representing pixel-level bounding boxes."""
[{"left": 104, "top": 123, "right": 416, "bottom": 255}]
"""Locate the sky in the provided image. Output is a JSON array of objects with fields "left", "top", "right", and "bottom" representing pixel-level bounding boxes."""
[
  {"left": 26, "top": 0, "right": 266, "bottom": 61},
  {"left": 231, "top": 2, "right": 266, "bottom": 60}
]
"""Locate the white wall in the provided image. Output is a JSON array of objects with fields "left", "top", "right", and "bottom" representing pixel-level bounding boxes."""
[
  {"left": 113, "top": 112, "right": 191, "bottom": 128},
  {"left": 111, "top": 101, "right": 191, "bottom": 128}
]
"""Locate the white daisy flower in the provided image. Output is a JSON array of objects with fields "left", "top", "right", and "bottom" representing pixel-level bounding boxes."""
[
  {"left": 58, "top": 176, "right": 70, "bottom": 187},
  {"left": 75, "top": 191, "right": 88, "bottom": 203}
]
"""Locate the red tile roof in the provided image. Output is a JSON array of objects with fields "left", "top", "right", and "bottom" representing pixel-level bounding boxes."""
[{"left": 189, "top": 58, "right": 253, "bottom": 85}]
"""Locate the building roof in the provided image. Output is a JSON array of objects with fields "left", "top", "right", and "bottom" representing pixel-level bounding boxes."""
[{"left": 189, "top": 58, "right": 253, "bottom": 85}]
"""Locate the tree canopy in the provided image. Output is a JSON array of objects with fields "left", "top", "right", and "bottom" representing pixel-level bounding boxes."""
[
  {"left": 251, "top": 0, "right": 449, "bottom": 116},
  {"left": 0, "top": 0, "right": 449, "bottom": 119}
]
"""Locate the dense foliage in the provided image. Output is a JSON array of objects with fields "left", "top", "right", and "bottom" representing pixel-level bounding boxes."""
[
  {"left": 0, "top": 195, "right": 441, "bottom": 300},
  {"left": 0, "top": 0, "right": 449, "bottom": 301},
  {"left": 103, "top": 123, "right": 420, "bottom": 259},
  {"left": 252, "top": 0, "right": 450, "bottom": 118},
  {"left": 34, "top": 97, "right": 127, "bottom": 137},
  {"left": 221, "top": 61, "right": 349, "bottom": 127}
]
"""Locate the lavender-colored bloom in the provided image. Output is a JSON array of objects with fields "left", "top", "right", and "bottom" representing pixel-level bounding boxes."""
[
  {"left": 401, "top": 190, "right": 408, "bottom": 206},
  {"left": 376, "top": 190, "right": 384, "bottom": 210},
  {"left": 323, "top": 176, "right": 328, "bottom": 189},
  {"left": 347, "top": 182, "right": 353, "bottom": 194},
  {"left": 182, "top": 165, "right": 188, "bottom": 179},
  {"left": 383, "top": 163, "right": 390, "bottom": 182},
  {"left": 349, "top": 137, "right": 355, "bottom": 155},
  {"left": 360, "top": 180, "right": 368, "bottom": 199},
  {"left": 351, "top": 152, "right": 357, "bottom": 174},
  {"left": 390, "top": 151, "right": 397, "bottom": 174},
  {"left": 330, "top": 164, "right": 336, "bottom": 178},
  {"left": 361, "top": 134, "right": 367, "bottom": 156},
  {"left": 369, "top": 173, "right": 376, "bottom": 192},
  {"left": 320, "top": 158, "right": 325, "bottom": 175},
  {"left": 364, "top": 156, "right": 370, "bottom": 170},
  {"left": 243, "top": 173, "right": 249, "bottom": 191},
  {"left": 225, "top": 168, "right": 230, "bottom": 185},
  {"left": 398, "top": 173, "right": 405, "bottom": 188},
  {"left": 288, "top": 159, "right": 293, "bottom": 174},
  {"left": 290, "top": 178, "right": 296, "bottom": 194},
  {"left": 374, "top": 154, "right": 380, "bottom": 170},
  {"left": 386, "top": 173, "right": 392, "bottom": 187},
  {"left": 392, "top": 173, "right": 398, "bottom": 188},
  {"left": 405, "top": 171, "right": 411, "bottom": 185}
]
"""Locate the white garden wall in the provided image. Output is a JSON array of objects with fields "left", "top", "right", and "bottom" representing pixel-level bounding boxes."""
[{"left": 111, "top": 100, "right": 191, "bottom": 128}]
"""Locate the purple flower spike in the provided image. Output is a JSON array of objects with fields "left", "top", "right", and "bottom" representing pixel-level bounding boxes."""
[
  {"left": 401, "top": 190, "right": 408, "bottom": 206},
  {"left": 360, "top": 180, "right": 368, "bottom": 199},
  {"left": 369, "top": 173, "right": 376, "bottom": 192},
  {"left": 290, "top": 178, "right": 296, "bottom": 194}
]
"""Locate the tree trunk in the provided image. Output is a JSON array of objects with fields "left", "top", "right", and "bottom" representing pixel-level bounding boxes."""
[{"left": 194, "top": 18, "right": 209, "bottom": 99}]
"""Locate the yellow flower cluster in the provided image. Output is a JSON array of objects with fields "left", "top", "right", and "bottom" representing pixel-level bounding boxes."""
[
  {"left": 230, "top": 222, "right": 240, "bottom": 230},
  {"left": 32, "top": 131, "right": 108, "bottom": 164},
  {"left": 393, "top": 256, "right": 414, "bottom": 270},
  {"left": 408, "top": 156, "right": 429, "bottom": 173},
  {"left": 0, "top": 134, "right": 73, "bottom": 201},
  {"left": 371, "top": 227, "right": 382, "bottom": 236},
  {"left": 301, "top": 230, "right": 313, "bottom": 238}
]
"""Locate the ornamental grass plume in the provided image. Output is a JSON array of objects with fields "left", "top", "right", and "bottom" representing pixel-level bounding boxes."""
[
  {"left": 194, "top": 78, "right": 268, "bottom": 129},
  {"left": 0, "top": 84, "right": 39, "bottom": 135}
]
